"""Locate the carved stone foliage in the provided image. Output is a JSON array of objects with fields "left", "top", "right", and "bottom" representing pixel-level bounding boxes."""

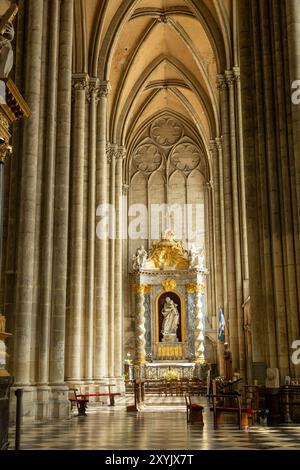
[
  {"left": 150, "top": 116, "right": 182, "bottom": 146},
  {"left": 171, "top": 142, "right": 201, "bottom": 172},
  {"left": 133, "top": 143, "right": 162, "bottom": 173}
]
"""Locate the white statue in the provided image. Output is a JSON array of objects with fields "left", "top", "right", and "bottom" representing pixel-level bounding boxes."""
[
  {"left": 161, "top": 297, "right": 180, "bottom": 342},
  {"left": 0, "top": 340, "right": 6, "bottom": 369},
  {"left": 265, "top": 367, "right": 280, "bottom": 389},
  {"left": 188, "top": 245, "right": 205, "bottom": 269},
  {"left": 0, "top": 19, "right": 14, "bottom": 78},
  {"left": 132, "top": 245, "right": 147, "bottom": 271}
]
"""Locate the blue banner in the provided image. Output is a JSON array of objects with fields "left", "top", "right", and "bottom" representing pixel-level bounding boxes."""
[{"left": 218, "top": 306, "right": 225, "bottom": 342}]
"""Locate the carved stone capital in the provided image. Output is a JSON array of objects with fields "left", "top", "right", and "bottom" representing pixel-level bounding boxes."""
[
  {"left": 233, "top": 66, "right": 240, "bottom": 82},
  {"left": 225, "top": 70, "right": 235, "bottom": 87},
  {"left": 209, "top": 139, "right": 217, "bottom": 154},
  {"left": 86, "top": 77, "right": 100, "bottom": 102},
  {"left": 106, "top": 143, "right": 114, "bottom": 164},
  {"left": 116, "top": 145, "right": 126, "bottom": 160},
  {"left": 205, "top": 180, "right": 214, "bottom": 190},
  {"left": 217, "top": 74, "right": 227, "bottom": 90},
  {"left": 107, "top": 143, "right": 126, "bottom": 163},
  {"left": 215, "top": 137, "right": 223, "bottom": 152},
  {"left": 72, "top": 73, "right": 89, "bottom": 91},
  {"left": 97, "top": 81, "right": 111, "bottom": 99},
  {"left": 122, "top": 183, "right": 130, "bottom": 195}
]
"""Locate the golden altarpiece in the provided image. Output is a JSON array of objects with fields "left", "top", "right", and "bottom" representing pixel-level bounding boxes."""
[{"left": 130, "top": 229, "right": 208, "bottom": 379}]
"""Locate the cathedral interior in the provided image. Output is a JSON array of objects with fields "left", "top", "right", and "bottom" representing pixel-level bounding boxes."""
[{"left": 0, "top": 0, "right": 300, "bottom": 452}]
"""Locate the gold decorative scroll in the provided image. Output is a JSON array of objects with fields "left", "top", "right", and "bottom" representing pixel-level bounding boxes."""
[
  {"left": 134, "top": 284, "right": 152, "bottom": 295},
  {"left": 162, "top": 278, "right": 176, "bottom": 291},
  {"left": 186, "top": 283, "right": 205, "bottom": 294}
]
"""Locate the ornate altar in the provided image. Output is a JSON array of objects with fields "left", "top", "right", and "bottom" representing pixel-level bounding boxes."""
[{"left": 131, "top": 230, "right": 208, "bottom": 368}]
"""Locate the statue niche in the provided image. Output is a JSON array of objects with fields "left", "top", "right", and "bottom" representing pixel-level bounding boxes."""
[{"left": 158, "top": 292, "right": 182, "bottom": 343}]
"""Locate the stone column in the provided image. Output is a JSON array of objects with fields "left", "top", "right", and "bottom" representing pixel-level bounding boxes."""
[
  {"left": 206, "top": 179, "right": 217, "bottom": 327},
  {"left": 133, "top": 285, "right": 147, "bottom": 364},
  {"left": 94, "top": 81, "right": 110, "bottom": 380},
  {"left": 233, "top": 67, "right": 249, "bottom": 283},
  {"left": 13, "top": 0, "right": 44, "bottom": 386},
  {"left": 217, "top": 74, "right": 239, "bottom": 372},
  {"left": 85, "top": 78, "right": 98, "bottom": 382},
  {"left": 216, "top": 138, "right": 228, "bottom": 326},
  {"left": 50, "top": 0, "right": 74, "bottom": 390},
  {"left": 108, "top": 145, "right": 116, "bottom": 378},
  {"left": 225, "top": 70, "right": 245, "bottom": 375},
  {"left": 38, "top": 0, "right": 59, "bottom": 391},
  {"left": 67, "top": 73, "right": 88, "bottom": 382},
  {"left": 114, "top": 146, "right": 126, "bottom": 381}
]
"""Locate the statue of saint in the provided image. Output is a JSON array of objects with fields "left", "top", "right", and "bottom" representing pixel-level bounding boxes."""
[
  {"left": 0, "top": 8, "right": 16, "bottom": 78},
  {"left": 132, "top": 245, "right": 147, "bottom": 271},
  {"left": 161, "top": 297, "right": 180, "bottom": 342}
]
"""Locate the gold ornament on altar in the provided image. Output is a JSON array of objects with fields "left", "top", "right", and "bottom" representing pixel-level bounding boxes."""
[
  {"left": 162, "top": 278, "right": 177, "bottom": 291},
  {"left": 186, "top": 283, "right": 206, "bottom": 294},
  {"left": 147, "top": 229, "right": 189, "bottom": 270},
  {"left": 134, "top": 284, "right": 152, "bottom": 295}
]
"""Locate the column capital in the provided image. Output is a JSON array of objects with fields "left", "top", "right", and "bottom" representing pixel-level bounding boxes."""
[
  {"left": 209, "top": 139, "right": 218, "bottom": 153},
  {"left": 72, "top": 73, "right": 89, "bottom": 91},
  {"left": 97, "top": 81, "right": 111, "bottom": 99},
  {"left": 215, "top": 137, "right": 223, "bottom": 151},
  {"left": 225, "top": 70, "right": 235, "bottom": 87},
  {"left": 116, "top": 145, "right": 126, "bottom": 160},
  {"left": 86, "top": 77, "right": 100, "bottom": 102},
  {"left": 233, "top": 66, "right": 240, "bottom": 82},
  {"left": 205, "top": 180, "right": 214, "bottom": 190},
  {"left": 217, "top": 74, "right": 227, "bottom": 90},
  {"left": 106, "top": 143, "right": 114, "bottom": 164},
  {"left": 122, "top": 183, "right": 130, "bottom": 195},
  {"left": 107, "top": 143, "right": 126, "bottom": 163}
]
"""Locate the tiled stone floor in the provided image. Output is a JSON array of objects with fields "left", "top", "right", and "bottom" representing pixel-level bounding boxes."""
[{"left": 8, "top": 396, "right": 300, "bottom": 450}]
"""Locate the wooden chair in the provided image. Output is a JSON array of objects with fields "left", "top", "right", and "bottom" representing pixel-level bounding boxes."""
[
  {"left": 158, "top": 379, "right": 167, "bottom": 396},
  {"left": 180, "top": 378, "right": 189, "bottom": 396},
  {"left": 210, "top": 394, "right": 242, "bottom": 429},
  {"left": 185, "top": 394, "right": 204, "bottom": 425}
]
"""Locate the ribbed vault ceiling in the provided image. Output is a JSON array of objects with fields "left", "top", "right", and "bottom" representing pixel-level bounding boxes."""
[{"left": 75, "top": 0, "right": 233, "bottom": 153}]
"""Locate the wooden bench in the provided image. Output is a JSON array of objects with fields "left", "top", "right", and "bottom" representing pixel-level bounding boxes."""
[
  {"left": 69, "top": 388, "right": 89, "bottom": 416},
  {"left": 69, "top": 389, "right": 121, "bottom": 416},
  {"left": 209, "top": 394, "right": 256, "bottom": 429},
  {"left": 78, "top": 392, "right": 121, "bottom": 407}
]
